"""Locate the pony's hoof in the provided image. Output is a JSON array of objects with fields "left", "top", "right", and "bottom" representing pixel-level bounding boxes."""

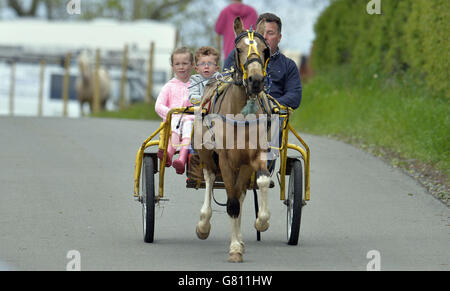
[
  {"left": 196, "top": 224, "right": 210, "bottom": 240},
  {"left": 228, "top": 252, "right": 243, "bottom": 263},
  {"left": 254, "top": 219, "right": 269, "bottom": 232}
]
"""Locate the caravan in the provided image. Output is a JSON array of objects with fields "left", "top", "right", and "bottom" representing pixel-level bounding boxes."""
[{"left": 0, "top": 19, "right": 176, "bottom": 117}]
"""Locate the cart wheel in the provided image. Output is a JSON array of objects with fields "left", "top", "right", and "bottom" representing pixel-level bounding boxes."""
[
  {"left": 286, "top": 159, "right": 303, "bottom": 245},
  {"left": 142, "top": 155, "right": 156, "bottom": 243}
]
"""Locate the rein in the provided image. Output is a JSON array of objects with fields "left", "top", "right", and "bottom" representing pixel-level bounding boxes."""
[{"left": 188, "top": 70, "right": 237, "bottom": 91}]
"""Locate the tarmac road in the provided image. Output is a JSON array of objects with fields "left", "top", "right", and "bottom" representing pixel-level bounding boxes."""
[{"left": 0, "top": 116, "right": 448, "bottom": 271}]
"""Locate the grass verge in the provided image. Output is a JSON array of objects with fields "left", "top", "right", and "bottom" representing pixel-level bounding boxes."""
[
  {"left": 90, "top": 101, "right": 160, "bottom": 120},
  {"left": 291, "top": 67, "right": 449, "bottom": 205}
]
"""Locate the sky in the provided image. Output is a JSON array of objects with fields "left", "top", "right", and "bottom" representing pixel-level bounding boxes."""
[
  {"left": 177, "top": 0, "right": 330, "bottom": 55},
  {"left": 0, "top": 0, "right": 330, "bottom": 55},
  {"left": 225, "top": 0, "right": 329, "bottom": 54}
]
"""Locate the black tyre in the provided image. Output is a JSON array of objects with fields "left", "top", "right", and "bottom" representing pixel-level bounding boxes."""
[
  {"left": 286, "top": 159, "right": 303, "bottom": 245},
  {"left": 142, "top": 155, "right": 156, "bottom": 243}
]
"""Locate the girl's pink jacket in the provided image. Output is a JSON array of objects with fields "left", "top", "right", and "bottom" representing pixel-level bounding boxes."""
[{"left": 155, "top": 78, "right": 193, "bottom": 121}]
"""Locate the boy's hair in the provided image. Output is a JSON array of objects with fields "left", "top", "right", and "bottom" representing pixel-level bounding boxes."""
[
  {"left": 194, "top": 46, "right": 220, "bottom": 65},
  {"left": 257, "top": 13, "right": 282, "bottom": 34},
  {"left": 171, "top": 47, "right": 194, "bottom": 65}
]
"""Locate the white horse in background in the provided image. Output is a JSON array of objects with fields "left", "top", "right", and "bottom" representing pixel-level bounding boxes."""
[{"left": 75, "top": 51, "right": 111, "bottom": 115}]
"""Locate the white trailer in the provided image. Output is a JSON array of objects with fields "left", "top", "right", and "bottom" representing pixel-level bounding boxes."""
[{"left": 0, "top": 18, "right": 177, "bottom": 117}]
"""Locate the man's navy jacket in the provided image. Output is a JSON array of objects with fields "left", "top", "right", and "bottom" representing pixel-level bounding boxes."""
[{"left": 223, "top": 50, "right": 302, "bottom": 109}]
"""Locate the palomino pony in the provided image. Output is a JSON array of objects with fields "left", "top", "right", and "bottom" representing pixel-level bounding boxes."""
[
  {"left": 194, "top": 17, "right": 272, "bottom": 263},
  {"left": 75, "top": 51, "right": 111, "bottom": 115}
]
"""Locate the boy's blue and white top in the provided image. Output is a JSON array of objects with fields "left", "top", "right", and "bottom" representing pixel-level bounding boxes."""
[{"left": 188, "top": 72, "right": 221, "bottom": 105}]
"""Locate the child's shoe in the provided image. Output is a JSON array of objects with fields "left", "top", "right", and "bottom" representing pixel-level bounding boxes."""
[
  {"left": 172, "top": 159, "right": 186, "bottom": 175},
  {"left": 172, "top": 146, "right": 189, "bottom": 175},
  {"left": 157, "top": 149, "right": 172, "bottom": 167}
]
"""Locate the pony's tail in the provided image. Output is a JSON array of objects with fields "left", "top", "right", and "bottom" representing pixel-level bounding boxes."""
[{"left": 227, "top": 197, "right": 240, "bottom": 218}]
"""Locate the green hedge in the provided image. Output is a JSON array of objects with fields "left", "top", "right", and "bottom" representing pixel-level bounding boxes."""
[{"left": 312, "top": 0, "right": 449, "bottom": 98}]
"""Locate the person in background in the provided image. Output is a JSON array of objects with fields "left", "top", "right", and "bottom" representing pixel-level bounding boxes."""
[
  {"left": 155, "top": 47, "right": 194, "bottom": 174},
  {"left": 215, "top": 0, "right": 258, "bottom": 58}
]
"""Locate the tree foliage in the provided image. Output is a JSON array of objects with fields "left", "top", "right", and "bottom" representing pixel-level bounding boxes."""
[
  {"left": 3, "top": 0, "right": 194, "bottom": 20},
  {"left": 7, "top": 0, "right": 40, "bottom": 16}
]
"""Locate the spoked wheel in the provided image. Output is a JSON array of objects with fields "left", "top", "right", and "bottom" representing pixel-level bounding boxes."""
[
  {"left": 142, "top": 155, "right": 156, "bottom": 243},
  {"left": 286, "top": 159, "right": 304, "bottom": 245}
]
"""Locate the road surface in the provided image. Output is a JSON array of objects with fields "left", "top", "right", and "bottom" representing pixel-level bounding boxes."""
[{"left": 0, "top": 116, "right": 448, "bottom": 271}]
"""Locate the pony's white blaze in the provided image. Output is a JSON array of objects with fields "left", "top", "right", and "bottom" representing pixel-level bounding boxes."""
[{"left": 244, "top": 37, "right": 258, "bottom": 48}]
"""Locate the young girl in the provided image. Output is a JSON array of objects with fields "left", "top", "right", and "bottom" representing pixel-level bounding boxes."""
[{"left": 155, "top": 47, "right": 194, "bottom": 174}]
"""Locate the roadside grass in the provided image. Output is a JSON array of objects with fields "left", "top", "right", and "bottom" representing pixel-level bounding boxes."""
[
  {"left": 291, "top": 67, "right": 449, "bottom": 204},
  {"left": 90, "top": 101, "right": 160, "bottom": 120}
]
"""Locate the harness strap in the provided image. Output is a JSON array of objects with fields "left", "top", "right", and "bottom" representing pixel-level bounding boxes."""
[{"left": 234, "top": 28, "right": 270, "bottom": 80}]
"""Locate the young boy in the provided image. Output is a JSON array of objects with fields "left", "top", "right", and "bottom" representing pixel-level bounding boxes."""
[
  {"left": 155, "top": 47, "right": 194, "bottom": 174},
  {"left": 189, "top": 46, "right": 221, "bottom": 106}
]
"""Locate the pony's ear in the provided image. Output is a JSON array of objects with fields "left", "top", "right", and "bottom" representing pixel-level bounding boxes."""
[
  {"left": 256, "top": 20, "right": 266, "bottom": 36},
  {"left": 234, "top": 17, "right": 244, "bottom": 36}
]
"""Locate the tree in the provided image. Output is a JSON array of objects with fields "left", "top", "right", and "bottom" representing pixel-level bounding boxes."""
[
  {"left": 133, "top": 0, "right": 192, "bottom": 20},
  {"left": 3, "top": 0, "right": 194, "bottom": 20},
  {"left": 7, "top": 0, "right": 40, "bottom": 16}
]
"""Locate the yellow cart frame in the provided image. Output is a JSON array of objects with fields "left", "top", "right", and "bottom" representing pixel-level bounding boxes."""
[{"left": 133, "top": 106, "right": 310, "bottom": 203}]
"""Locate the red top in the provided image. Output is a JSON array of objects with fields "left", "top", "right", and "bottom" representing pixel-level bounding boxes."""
[{"left": 215, "top": 3, "right": 258, "bottom": 57}]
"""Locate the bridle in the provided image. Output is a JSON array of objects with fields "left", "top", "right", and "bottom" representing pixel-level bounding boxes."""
[{"left": 234, "top": 27, "right": 270, "bottom": 83}]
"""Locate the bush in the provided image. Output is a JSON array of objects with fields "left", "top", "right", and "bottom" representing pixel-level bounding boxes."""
[
  {"left": 312, "top": 0, "right": 449, "bottom": 98},
  {"left": 292, "top": 66, "right": 450, "bottom": 175}
]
